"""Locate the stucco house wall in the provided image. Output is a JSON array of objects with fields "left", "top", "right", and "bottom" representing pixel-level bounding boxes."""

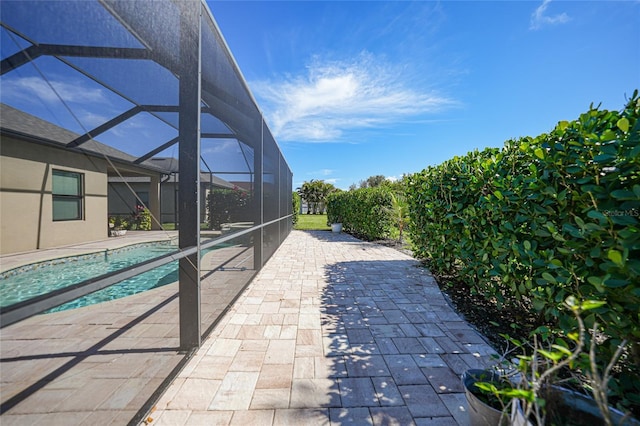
[
  {"left": 0, "top": 103, "right": 166, "bottom": 255},
  {"left": 0, "top": 135, "right": 108, "bottom": 254}
]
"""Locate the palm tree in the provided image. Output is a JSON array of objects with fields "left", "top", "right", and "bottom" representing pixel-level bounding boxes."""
[
  {"left": 297, "top": 180, "right": 321, "bottom": 214},
  {"left": 296, "top": 181, "right": 312, "bottom": 214},
  {"left": 390, "top": 191, "right": 409, "bottom": 243},
  {"left": 297, "top": 179, "right": 337, "bottom": 214},
  {"left": 317, "top": 181, "right": 337, "bottom": 213}
]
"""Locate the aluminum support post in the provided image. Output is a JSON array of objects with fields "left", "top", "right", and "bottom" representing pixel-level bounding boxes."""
[
  {"left": 253, "top": 119, "right": 264, "bottom": 271},
  {"left": 149, "top": 174, "right": 162, "bottom": 230},
  {"left": 178, "top": 0, "right": 202, "bottom": 352}
]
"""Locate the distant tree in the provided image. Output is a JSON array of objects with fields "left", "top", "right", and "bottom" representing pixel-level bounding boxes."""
[
  {"left": 384, "top": 176, "right": 407, "bottom": 192},
  {"left": 297, "top": 181, "right": 314, "bottom": 214},
  {"left": 358, "top": 175, "right": 388, "bottom": 189},
  {"left": 297, "top": 179, "right": 338, "bottom": 214}
]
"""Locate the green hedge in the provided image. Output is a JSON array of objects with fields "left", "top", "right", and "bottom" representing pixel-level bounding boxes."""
[
  {"left": 327, "top": 187, "right": 395, "bottom": 240},
  {"left": 406, "top": 93, "right": 640, "bottom": 411},
  {"left": 206, "top": 188, "right": 253, "bottom": 230},
  {"left": 292, "top": 191, "right": 301, "bottom": 226}
]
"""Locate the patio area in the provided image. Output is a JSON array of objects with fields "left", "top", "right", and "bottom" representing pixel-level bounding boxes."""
[
  {"left": 147, "top": 230, "right": 497, "bottom": 425},
  {"left": 1, "top": 229, "right": 497, "bottom": 425},
  {"left": 0, "top": 231, "right": 255, "bottom": 425}
]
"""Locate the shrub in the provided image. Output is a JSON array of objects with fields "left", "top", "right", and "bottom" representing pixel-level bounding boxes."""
[
  {"left": 206, "top": 187, "right": 253, "bottom": 230},
  {"left": 406, "top": 92, "right": 640, "bottom": 412},
  {"left": 327, "top": 187, "right": 395, "bottom": 240},
  {"left": 109, "top": 215, "right": 128, "bottom": 230},
  {"left": 292, "top": 191, "right": 301, "bottom": 226},
  {"left": 137, "top": 208, "right": 152, "bottom": 230}
]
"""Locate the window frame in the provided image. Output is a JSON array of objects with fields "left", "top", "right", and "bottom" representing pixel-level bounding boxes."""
[{"left": 52, "top": 169, "right": 84, "bottom": 221}]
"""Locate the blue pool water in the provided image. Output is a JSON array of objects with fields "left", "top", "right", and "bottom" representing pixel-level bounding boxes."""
[{"left": 0, "top": 241, "right": 181, "bottom": 312}]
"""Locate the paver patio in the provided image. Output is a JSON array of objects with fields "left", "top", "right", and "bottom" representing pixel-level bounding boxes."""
[
  {"left": 147, "top": 230, "right": 497, "bottom": 425},
  {"left": 0, "top": 232, "right": 255, "bottom": 425}
]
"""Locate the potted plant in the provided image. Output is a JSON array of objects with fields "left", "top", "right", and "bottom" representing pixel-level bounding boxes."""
[
  {"left": 462, "top": 369, "right": 510, "bottom": 426},
  {"left": 463, "top": 297, "right": 639, "bottom": 426},
  {"left": 326, "top": 192, "right": 345, "bottom": 233},
  {"left": 109, "top": 216, "right": 128, "bottom": 237}
]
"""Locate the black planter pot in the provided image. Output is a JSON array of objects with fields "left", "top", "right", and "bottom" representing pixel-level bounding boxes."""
[
  {"left": 512, "top": 387, "right": 640, "bottom": 426},
  {"left": 463, "top": 369, "right": 640, "bottom": 426}
]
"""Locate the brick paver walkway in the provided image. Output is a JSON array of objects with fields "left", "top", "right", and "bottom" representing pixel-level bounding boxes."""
[
  {"left": 1, "top": 239, "right": 252, "bottom": 425},
  {"left": 147, "top": 230, "right": 497, "bottom": 425}
]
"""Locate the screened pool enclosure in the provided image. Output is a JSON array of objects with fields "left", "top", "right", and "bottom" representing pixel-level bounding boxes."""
[{"left": 0, "top": 0, "right": 293, "bottom": 357}]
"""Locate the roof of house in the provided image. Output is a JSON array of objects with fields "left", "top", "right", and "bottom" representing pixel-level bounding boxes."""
[
  {"left": 0, "top": 103, "right": 168, "bottom": 175},
  {"left": 2, "top": 104, "right": 248, "bottom": 190},
  {"left": 108, "top": 172, "right": 239, "bottom": 190},
  {"left": 146, "top": 157, "right": 179, "bottom": 173}
]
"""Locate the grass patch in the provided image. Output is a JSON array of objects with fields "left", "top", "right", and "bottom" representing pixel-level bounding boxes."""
[{"left": 295, "top": 214, "right": 330, "bottom": 231}]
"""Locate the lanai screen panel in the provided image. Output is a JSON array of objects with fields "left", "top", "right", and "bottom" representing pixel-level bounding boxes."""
[
  {"left": 280, "top": 154, "right": 293, "bottom": 243},
  {"left": 1, "top": 0, "right": 293, "bottom": 347},
  {"left": 263, "top": 123, "right": 280, "bottom": 223}
]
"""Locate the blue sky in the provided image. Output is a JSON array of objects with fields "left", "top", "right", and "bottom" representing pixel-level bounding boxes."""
[{"left": 208, "top": 0, "right": 640, "bottom": 190}]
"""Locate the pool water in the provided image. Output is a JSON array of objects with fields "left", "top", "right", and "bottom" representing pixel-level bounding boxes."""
[
  {"left": 48, "top": 258, "right": 180, "bottom": 313},
  {"left": 0, "top": 241, "right": 180, "bottom": 312}
]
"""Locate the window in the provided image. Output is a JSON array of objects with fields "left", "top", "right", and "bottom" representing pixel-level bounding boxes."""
[{"left": 52, "top": 170, "right": 83, "bottom": 221}]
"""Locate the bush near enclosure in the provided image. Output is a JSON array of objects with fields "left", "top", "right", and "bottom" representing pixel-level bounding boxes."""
[
  {"left": 406, "top": 92, "right": 640, "bottom": 413},
  {"left": 206, "top": 188, "right": 253, "bottom": 230},
  {"left": 292, "top": 191, "right": 301, "bottom": 226},
  {"left": 327, "top": 187, "right": 395, "bottom": 241}
]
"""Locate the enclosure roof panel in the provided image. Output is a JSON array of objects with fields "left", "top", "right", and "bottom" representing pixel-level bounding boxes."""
[
  {"left": 0, "top": 103, "right": 167, "bottom": 174},
  {"left": 0, "top": 0, "right": 285, "bottom": 171},
  {"left": 0, "top": 1, "right": 144, "bottom": 48}
]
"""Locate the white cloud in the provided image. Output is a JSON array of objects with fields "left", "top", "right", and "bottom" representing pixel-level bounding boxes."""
[
  {"left": 253, "top": 52, "right": 455, "bottom": 143},
  {"left": 530, "top": 0, "right": 570, "bottom": 30},
  {"left": 79, "top": 111, "right": 110, "bottom": 128},
  {"left": 308, "top": 169, "right": 335, "bottom": 176},
  {"left": 201, "top": 139, "right": 238, "bottom": 155},
  {"left": 1, "top": 76, "right": 108, "bottom": 105}
]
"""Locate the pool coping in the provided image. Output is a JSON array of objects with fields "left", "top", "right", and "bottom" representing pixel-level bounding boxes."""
[{"left": 0, "top": 231, "right": 179, "bottom": 274}]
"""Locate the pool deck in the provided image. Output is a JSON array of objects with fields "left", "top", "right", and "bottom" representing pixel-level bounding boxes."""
[
  {"left": 1, "top": 232, "right": 252, "bottom": 425},
  {"left": 1, "top": 230, "right": 497, "bottom": 425},
  {"left": 0, "top": 231, "right": 179, "bottom": 273}
]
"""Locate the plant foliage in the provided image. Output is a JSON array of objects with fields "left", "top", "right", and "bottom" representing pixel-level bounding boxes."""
[
  {"left": 297, "top": 179, "right": 337, "bottom": 214},
  {"left": 405, "top": 92, "right": 640, "bottom": 413},
  {"left": 292, "top": 191, "right": 301, "bottom": 226},
  {"left": 327, "top": 187, "right": 395, "bottom": 241},
  {"left": 206, "top": 188, "right": 253, "bottom": 230},
  {"left": 136, "top": 207, "right": 152, "bottom": 231}
]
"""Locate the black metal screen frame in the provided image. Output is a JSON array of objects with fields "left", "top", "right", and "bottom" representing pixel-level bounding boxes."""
[{"left": 0, "top": 0, "right": 294, "bottom": 350}]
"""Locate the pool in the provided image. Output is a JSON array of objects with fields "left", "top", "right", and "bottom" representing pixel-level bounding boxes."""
[{"left": 0, "top": 241, "right": 181, "bottom": 312}]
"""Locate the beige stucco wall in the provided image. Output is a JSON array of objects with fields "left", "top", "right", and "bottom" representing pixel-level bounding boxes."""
[{"left": 0, "top": 136, "right": 108, "bottom": 255}]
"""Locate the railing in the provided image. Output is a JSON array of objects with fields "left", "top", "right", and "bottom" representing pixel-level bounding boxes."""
[{"left": 0, "top": 215, "right": 292, "bottom": 328}]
